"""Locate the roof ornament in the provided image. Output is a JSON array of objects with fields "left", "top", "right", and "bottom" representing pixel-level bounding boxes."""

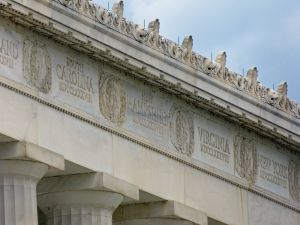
[
  {"left": 132, "top": 24, "right": 147, "bottom": 42},
  {"left": 181, "top": 35, "right": 193, "bottom": 62},
  {"left": 215, "top": 51, "right": 226, "bottom": 68},
  {"left": 277, "top": 81, "right": 288, "bottom": 97},
  {"left": 147, "top": 19, "right": 160, "bottom": 48},
  {"left": 246, "top": 66, "right": 258, "bottom": 83},
  {"left": 112, "top": 0, "right": 124, "bottom": 19},
  {"left": 148, "top": 19, "right": 160, "bottom": 34},
  {"left": 182, "top": 35, "right": 193, "bottom": 53},
  {"left": 274, "top": 81, "right": 290, "bottom": 111}
]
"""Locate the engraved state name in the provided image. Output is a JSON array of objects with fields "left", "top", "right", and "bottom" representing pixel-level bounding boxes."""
[
  {"left": 0, "top": 38, "right": 18, "bottom": 69},
  {"left": 258, "top": 153, "right": 288, "bottom": 189},
  {"left": 127, "top": 94, "right": 169, "bottom": 136},
  {"left": 56, "top": 57, "right": 93, "bottom": 103},
  {"left": 198, "top": 127, "right": 230, "bottom": 163}
]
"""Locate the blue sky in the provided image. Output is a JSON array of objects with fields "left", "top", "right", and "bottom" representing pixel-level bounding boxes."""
[{"left": 94, "top": 0, "right": 300, "bottom": 102}]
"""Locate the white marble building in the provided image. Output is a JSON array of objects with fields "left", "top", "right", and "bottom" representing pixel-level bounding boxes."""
[{"left": 0, "top": 0, "right": 299, "bottom": 225}]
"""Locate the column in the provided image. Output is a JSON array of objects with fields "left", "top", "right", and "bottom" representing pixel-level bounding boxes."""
[
  {"left": 37, "top": 172, "right": 139, "bottom": 225},
  {"left": 113, "top": 201, "right": 208, "bottom": 225},
  {"left": 0, "top": 160, "right": 48, "bottom": 225},
  {"left": 0, "top": 141, "right": 65, "bottom": 225}
]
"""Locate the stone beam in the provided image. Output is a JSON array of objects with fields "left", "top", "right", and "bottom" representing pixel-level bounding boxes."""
[
  {"left": 114, "top": 201, "right": 208, "bottom": 225},
  {"left": 0, "top": 141, "right": 65, "bottom": 170},
  {"left": 37, "top": 172, "right": 139, "bottom": 201}
]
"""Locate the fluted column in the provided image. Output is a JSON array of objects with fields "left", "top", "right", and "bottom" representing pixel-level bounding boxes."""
[
  {"left": 39, "top": 191, "right": 123, "bottom": 225},
  {"left": 0, "top": 160, "right": 48, "bottom": 225},
  {"left": 37, "top": 172, "right": 139, "bottom": 225}
]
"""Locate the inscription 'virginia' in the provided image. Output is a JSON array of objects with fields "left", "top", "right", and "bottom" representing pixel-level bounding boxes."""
[{"left": 198, "top": 127, "right": 230, "bottom": 163}]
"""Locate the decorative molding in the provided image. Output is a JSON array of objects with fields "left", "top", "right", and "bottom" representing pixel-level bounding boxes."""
[
  {"left": 53, "top": 0, "right": 300, "bottom": 120},
  {"left": 289, "top": 160, "right": 300, "bottom": 202},
  {"left": 99, "top": 72, "right": 126, "bottom": 126},
  {"left": 234, "top": 134, "right": 258, "bottom": 185},
  {"left": 23, "top": 38, "right": 52, "bottom": 94},
  {"left": 169, "top": 104, "right": 194, "bottom": 157}
]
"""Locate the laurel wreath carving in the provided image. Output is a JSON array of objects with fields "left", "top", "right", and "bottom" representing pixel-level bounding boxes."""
[
  {"left": 99, "top": 74, "right": 126, "bottom": 126},
  {"left": 23, "top": 38, "right": 52, "bottom": 94},
  {"left": 234, "top": 134, "right": 257, "bottom": 184},
  {"left": 169, "top": 104, "right": 194, "bottom": 157}
]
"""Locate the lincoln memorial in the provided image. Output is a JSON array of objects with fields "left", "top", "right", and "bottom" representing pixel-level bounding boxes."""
[{"left": 0, "top": 1, "right": 299, "bottom": 225}]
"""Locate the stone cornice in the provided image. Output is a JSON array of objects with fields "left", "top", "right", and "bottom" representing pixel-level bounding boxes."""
[{"left": 0, "top": 0, "right": 300, "bottom": 152}]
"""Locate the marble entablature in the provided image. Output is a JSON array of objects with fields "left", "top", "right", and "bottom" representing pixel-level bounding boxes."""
[
  {"left": 0, "top": 17, "right": 299, "bottom": 209},
  {"left": 53, "top": 0, "right": 300, "bottom": 120}
]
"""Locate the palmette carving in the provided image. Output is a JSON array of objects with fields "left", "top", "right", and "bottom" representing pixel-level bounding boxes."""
[
  {"left": 99, "top": 74, "right": 126, "bottom": 126},
  {"left": 169, "top": 105, "right": 194, "bottom": 157},
  {"left": 288, "top": 160, "right": 300, "bottom": 202},
  {"left": 234, "top": 135, "right": 257, "bottom": 184},
  {"left": 23, "top": 38, "right": 52, "bottom": 94},
  {"left": 55, "top": 0, "right": 300, "bottom": 120}
]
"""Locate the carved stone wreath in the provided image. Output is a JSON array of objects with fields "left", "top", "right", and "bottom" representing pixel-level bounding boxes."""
[
  {"left": 234, "top": 134, "right": 257, "bottom": 184},
  {"left": 99, "top": 74, "right": 126, "bottom": 126},
  {"left": 169, "top": 104, "right": 194, "bottom": 157},
  {"left": 288, "top": 160, "right": 300, "bottom": 202},
  {"left": 23, "top": 38, "right": 52, "bottom": 94}
]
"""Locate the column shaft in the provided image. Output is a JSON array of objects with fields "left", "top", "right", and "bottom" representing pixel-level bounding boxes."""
[{"left": 0, "top": 160, "right": 48, "bottom": 225}]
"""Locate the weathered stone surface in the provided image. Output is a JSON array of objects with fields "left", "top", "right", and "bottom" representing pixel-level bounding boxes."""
[
  {"left": 0, "top": 15, "right": 298, "bottom": 209},
  {"left": 0, "top": 1, "right": 299, "bottom": 225}
]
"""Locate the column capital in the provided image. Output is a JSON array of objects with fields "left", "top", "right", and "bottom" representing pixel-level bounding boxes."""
[
  {"left": 37, "top": 172, "right": 139, "bottom": 201},
  {"left": 0, "top": 141, "right": 65, "bottom": 170},
  {"left": 37, "top": 173, "right": 139, "bottom": 225},
  {"left": 0, "top": 159, "right": 48, "bottom": 180},
  {"left": 114, "top": 201, "right": 208, "bottom": 225}
]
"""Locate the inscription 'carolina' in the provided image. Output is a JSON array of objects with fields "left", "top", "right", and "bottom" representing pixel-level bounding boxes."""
[{"left": 56, "top": 57, "right": 93, "bottom": 103}]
